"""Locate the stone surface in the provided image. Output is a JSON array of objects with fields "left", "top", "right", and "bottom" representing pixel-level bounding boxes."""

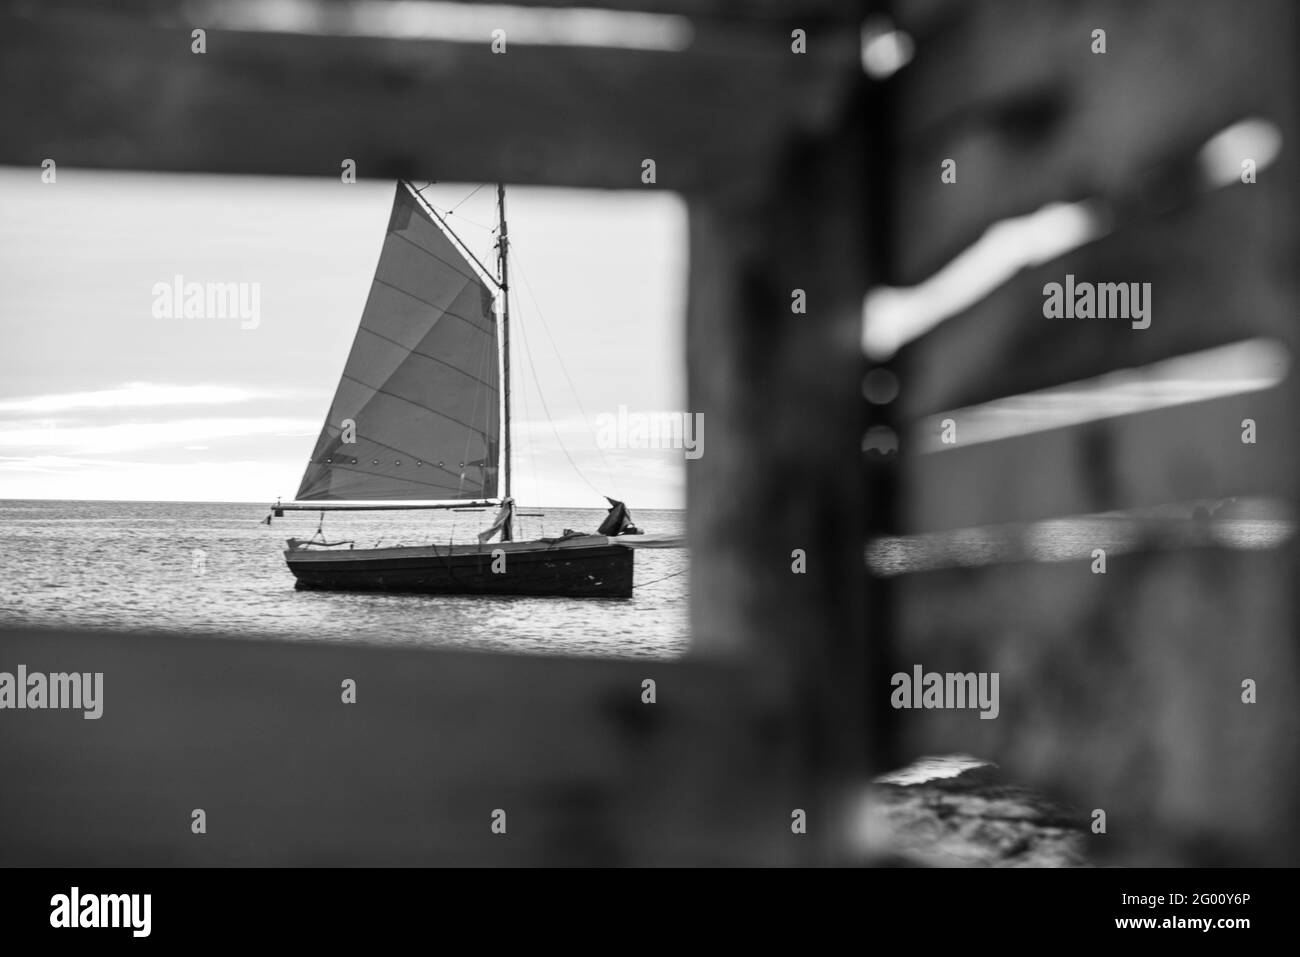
[{"left": 866, "top": 762, "right": 1090, "bottom": 867}]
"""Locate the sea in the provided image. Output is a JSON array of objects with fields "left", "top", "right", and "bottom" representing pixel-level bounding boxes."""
[
  {"left": 4, "top": 500, "right": 1291, "bottom": 791},
  {"left": 0, "top": 500, "right": 688, "bottom": 659},
  {"left": 2, "top": 502, "right": 1291, "bottom": 662}
]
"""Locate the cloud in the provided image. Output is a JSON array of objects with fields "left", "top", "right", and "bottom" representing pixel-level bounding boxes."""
[
  {"left": 0, "top": 417, "right": 318, "bottom": 455},
  {"left": 0, "top": 382, "right": 301, "bottom": 414},
  {"left": 0, "top": 455, "right": 303, "bottom": 503}
]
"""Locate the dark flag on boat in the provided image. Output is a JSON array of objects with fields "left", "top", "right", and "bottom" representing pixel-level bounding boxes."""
[{"left": 598, "top": 498, "right": 639, "bottom": 536}]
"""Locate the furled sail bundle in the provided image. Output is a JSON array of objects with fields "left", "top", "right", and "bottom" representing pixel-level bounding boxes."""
[{"left": 295, "top": 183, "right": 501, "bottom": 502}]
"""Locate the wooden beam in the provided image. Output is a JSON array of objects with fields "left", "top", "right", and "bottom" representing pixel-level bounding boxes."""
[
  {"left": 0, "top": 11, "right": 859, "bottom": 191},
  {"left": 890, "top": 0, "right": 1298, "bottom": 283},
  {"left": 0, "top": 625, "right": 805, "bottom": 865},
  {"left": 686, "top": 85, "right": 876, "bottom": 835},
  {"left": 890, "top": 544, "right": 1300, "bottom": 864},
  {"left": 25, "top": 0, "right": 858, "bottom": 21},
  {"left": 895, "top": 185, "right": 1300, "bottom": 420},
  {"left": 901, "top": 385, "right": 1295, "bottom": 534}
]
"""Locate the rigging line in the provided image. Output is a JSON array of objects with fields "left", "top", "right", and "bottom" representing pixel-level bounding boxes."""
[
  {"left": 448, "top": 183, "right": 484, "bottom": 213},
  {"left": 519, "top": 405, "right": 540, "bottom": 539},
  {"left": 439, "top": 214, "right": 495, "bottom": 234},
  {"left": 511, "top": 278, "right": 607, "bottom": 500},
  {"left": 404, "top": 182, "right": 502, "bottom": 293},
  {"left": 511, "top": 283, "right": 542, "bottom": 526},
  {"left": 509, "top": 249, "right": 621, "bottom": 498},
  {"left": 632, "top": 567, "right": 689, "bottom": 589},
  {"left": 428, "top": 185, "right": 495, "bottom": 233}
]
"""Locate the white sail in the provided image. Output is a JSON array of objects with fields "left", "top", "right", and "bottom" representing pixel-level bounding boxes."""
[{"left": 296, "top": 183, "right": 501, "bottom": 502}]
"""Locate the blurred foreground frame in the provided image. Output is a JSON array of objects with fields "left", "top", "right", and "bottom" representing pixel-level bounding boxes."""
[{"left": 0, "top": 0, "right": 1296, "bottom": 866}]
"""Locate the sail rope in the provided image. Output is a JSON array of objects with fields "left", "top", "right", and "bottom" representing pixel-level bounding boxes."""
[
  {"left": 632, "top": 567, "right": 689, "bottom": 590},
  {"left": 441, "top": 213, "right": 495, "bottom": 234},
  {"left": 419, "top": 182, "right": 495, "bottom": 233},
  {"left": 447, "top": 183, "right": 484, "bottom": 213},
  {"left": 510, "top": 269, "right": 609, "bottom": 501},
  {"left": 510, "top": 283, "right": 543, "bottom": 538},
  {"left": 392, "top": 187, "right": 618, "bottom": 526},
  {"left": 509, "top": 248, "right": 622, "bottom": 499}
]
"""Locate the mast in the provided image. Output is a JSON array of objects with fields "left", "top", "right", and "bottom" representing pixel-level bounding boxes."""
[{"left": 497, "top": 183, "right": 514, "bottom": 541}]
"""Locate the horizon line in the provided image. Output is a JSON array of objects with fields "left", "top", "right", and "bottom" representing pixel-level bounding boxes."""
[{"left": 0, "top": 495, "right": 685, "bottom": 510}]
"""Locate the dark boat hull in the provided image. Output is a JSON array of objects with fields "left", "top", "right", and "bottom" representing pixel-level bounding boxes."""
[{"left": 285, "top": 536, "right": 634, "bottom": 598}]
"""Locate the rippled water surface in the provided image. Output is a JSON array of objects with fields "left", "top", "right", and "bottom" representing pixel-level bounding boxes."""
[{"left": 0, "top": 500, "right": 688, "bottom": 659}]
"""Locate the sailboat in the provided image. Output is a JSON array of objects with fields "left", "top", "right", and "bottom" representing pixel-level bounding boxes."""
[{"left": 270, "top": 181, "right": 643, "bottom": 598}]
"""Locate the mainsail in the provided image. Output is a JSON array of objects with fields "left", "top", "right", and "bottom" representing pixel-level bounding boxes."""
[{"left": 295, "top": 183, "right": 501, "bottom": 502}]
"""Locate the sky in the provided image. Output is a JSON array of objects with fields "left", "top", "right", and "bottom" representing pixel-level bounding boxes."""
[
  {"left": 2, "top": 154, "right": 1277, "bottom": 516},
  {"left": 0, "top": 167, "right": 688, "bottom": 507}
]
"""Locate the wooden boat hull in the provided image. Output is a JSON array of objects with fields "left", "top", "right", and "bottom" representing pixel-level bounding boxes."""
[{"left": 284, "top": 535, "right": 634, "bottom": 598}]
